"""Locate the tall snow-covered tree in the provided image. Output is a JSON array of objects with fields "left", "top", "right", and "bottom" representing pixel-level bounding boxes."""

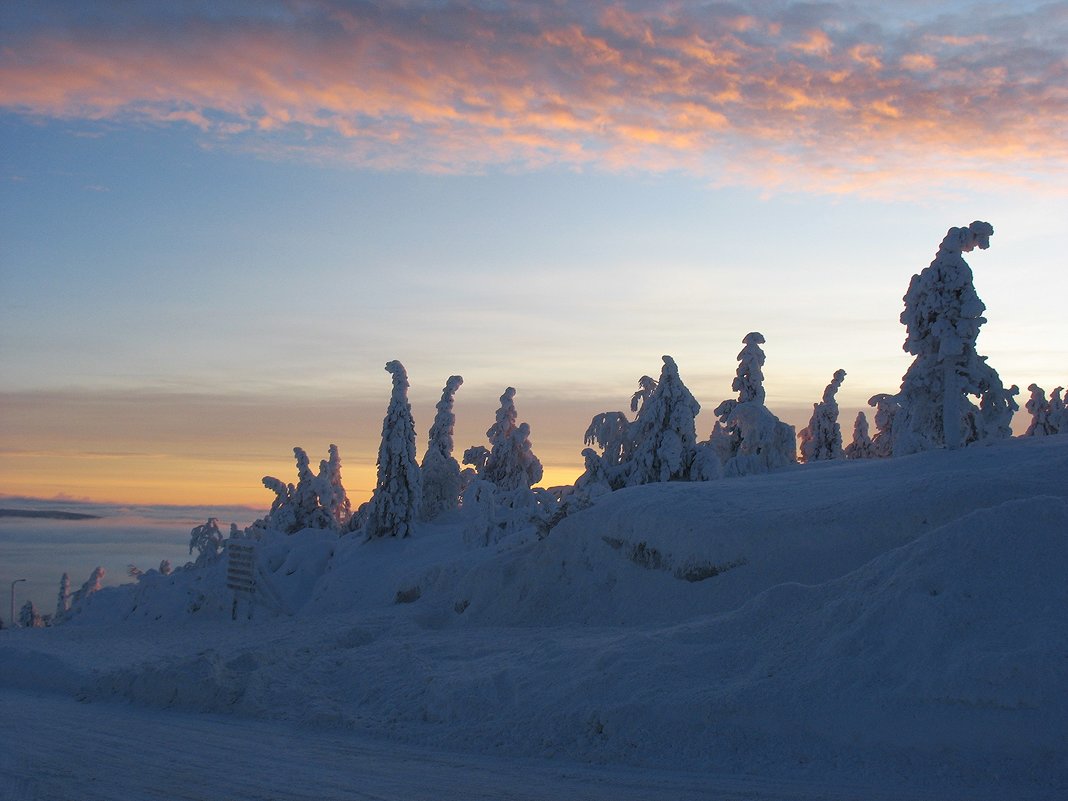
[
  {"left": 891, "top": 221, "right": 1015, "bottom": 453},
  {"left": 482, "top": 387, "right": 543, "bottom": 491},
  {"left": 799, "top": 369, "right": 847, "bottom": 462},
  {"left": 1024, "top": 384, "right": 1058, "bottom": 436},
  {"left": 711, "top": 333, "right": 796, "bottom": 476},
  {"left": 624, "top": 355, "right": 702, "bottom": 485},
  {"left": 365, "top": 360, "right": 422, "bottom": 539},
  {"left": 733, "top": 332, "right": 767, "bottom": 404},
  {"left": 56, "top": 572, "right": 71, "bottom": 619},
  {"left": 844, "top": 411, "right": 875, "bottom": 460},
  {"left": 316, "top": 444, "right": 352, "bottom": 528},
  {"left": 421, "top": 375, "right": 464, "bottom": 520}
]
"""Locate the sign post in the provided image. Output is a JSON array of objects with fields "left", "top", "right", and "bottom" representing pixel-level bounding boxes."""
[{"left": 226, "top": 541, "right": 256, "bottom": 620}]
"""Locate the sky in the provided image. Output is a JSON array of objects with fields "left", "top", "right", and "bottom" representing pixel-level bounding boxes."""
[{"left": 1, "top": 0, "right": 1066, "bottom": 508}]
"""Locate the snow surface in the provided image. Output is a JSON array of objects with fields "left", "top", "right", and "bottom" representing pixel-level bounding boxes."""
[{"left": 2, "top": 436, "right": 1067, "bottom": 800}]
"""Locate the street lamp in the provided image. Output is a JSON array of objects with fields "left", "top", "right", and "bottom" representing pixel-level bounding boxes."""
[{"left": 10, "top": 579, "right": 26, "bottom": 628}]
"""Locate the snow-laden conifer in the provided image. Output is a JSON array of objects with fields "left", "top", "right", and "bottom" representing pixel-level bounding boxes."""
[
  {"left": 844, "top": 411, "right": 875, "bottom": 460},
  {"left": 867, "top": 394, "right": 897, "bottom": 458},
  {"left": 890, "top": 222, "right": 1015, "bottom": 454},
  {"left": 56, "top": 572, "right": 71, "bottom": 619},
  {"left": 733, "top": 332, "right": 767, "bottom": 404},
  {"left": 711, "top": 333, "right": 796, "bottom": 476},
  {"left": 799, "top": 369, "right": 846, "bottom": 462},
  {"left": 189, "top": 518, "right": 224, "bottom": 566},
  {"left": 1024, "top": 384, "right": 1058, "bottom": 436},
  {"left": 482, "top": 388, "right": 543, "bottom": 492},
  {"left": 624, "top": 355, "right": 702, "bottom": 485},
  {"left": 365, "top": 360, "right": 421, "bottom": 539},
  {"left": 971, "top": 365, "right": 1019, "bottom": 441},
  {"left": 255, "top": 445, "right": 351, "bottom": 533},
  {"left": 69, "top": 566, "right": 105, "bottom": 610},
  {"left": 1051, "top": 387, "right": 1067, "bottom": 433},
  {"left": 19, "top": 600, "right": 43, "bottom": 628},
  {"left": 316, "top": 444, "right": 352, "bottom": 528},
  {"left": 580, "top": 372, "right": 668, "bottom": 491},
  {"left": 421, "top": 375, "right": 464, "bottom": 520}
]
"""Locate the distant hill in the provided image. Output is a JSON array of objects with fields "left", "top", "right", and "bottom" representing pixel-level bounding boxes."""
[{"left": 0, "top": 509, "right": 101, "bottom": 521}]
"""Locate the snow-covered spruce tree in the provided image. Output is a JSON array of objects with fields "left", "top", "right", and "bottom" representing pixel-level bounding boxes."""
[
  {"left": 292, "top": 447, "right": 333, "bottom": 530},
  {"left": 482, "top": 387, "right": 543, "bottom": 492},
  {"left": 582, "top": 411, "right": 630, "bottom": 484},
  {"left": 68, "top": 566, "right": 105, "bottom": 610},
  {"left": 867, "top": 393, "right": 897, "bottom": 458},
  {"left": 56, "top": 572, "right": 71, "bottom": 620},
  {"left": 971, "top": 363, "right": 1019, "bottom": 441},
  {"left": 579, "top": 372, "right": 666, "bottom": 492},
  {"left": 253, "top": 445, "right": 351, "bottom": 533},
  {"left": 844, "top": 411, "right": 875, "bottom": 460},
  {"left": 189, "top": 518, "right": 225, "bottom": 566},
  {"left": 891, "top": 221, "right": 1016, "bottom": 453},
  {"left": 799, "top": 369, "right": 847, "bottom": 462},
  {"left": 733, "top": 332, "right": 767, "bottom": 404},
  {"left": 623, "top": 355, "right": 703, "bottom": 485},
  {"left": 1051, "top": 387, "right": 1068, "bottom": 433},
  {"left": 256, "top": 475, "right": 297, "bottom": 533},
  {"left": 461, "top": 387, "right": 555, "bottom": 543},
  {"left": 364, "top": 360, "right": 421, "bottom": 539},
  {"left": 316, "top": 444, "right": 352, "bottom": 529},
  {"left": 1024, "top": 384, "right": 1058, "bottom": 436},
  {"left": 420, "top": 375, "right": 464, "bottom": 521},
  {"left": 19, "top": 600, "right": 44, "bottom": 628},
  {"left": 710, "top": 333, "right": 796, "bottom": 476}
]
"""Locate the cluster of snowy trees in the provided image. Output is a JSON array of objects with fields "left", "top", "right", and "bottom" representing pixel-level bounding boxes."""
[
  {"left": 1024, "top": 384, "right": 1067, "bottom": 436},
  {"left": 24, "top": 219, "right": 1064, "bottom": 628},
  {"left": 812, "top": 222, "right": 1060, "bottom": 461},
  {"left": 18, "top": 566, "right": 110, "bottom": 627},
  {"left": 575, "top": 338, "right": 797, "bottom": 506},
  {"left": 234, "top": 220, "right": 1061, "bottom": 546}
]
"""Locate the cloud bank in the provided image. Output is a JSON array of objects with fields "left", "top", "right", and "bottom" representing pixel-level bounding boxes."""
[{"left": 2, "top": 1, "right": 1066, "bottom": 193}]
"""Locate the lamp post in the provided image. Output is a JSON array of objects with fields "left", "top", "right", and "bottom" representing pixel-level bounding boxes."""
[{"left": 10, "top": 579, "right": 26, "bottom": 628}]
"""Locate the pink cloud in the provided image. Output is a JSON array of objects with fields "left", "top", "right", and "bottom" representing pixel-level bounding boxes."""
[{"left": 1, "top": 2, "right": 1064, "bottom": 196}]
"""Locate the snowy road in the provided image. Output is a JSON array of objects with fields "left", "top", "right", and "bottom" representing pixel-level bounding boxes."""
[{"left": 0, "top": 689, "right": 1020, "bottom": 801}]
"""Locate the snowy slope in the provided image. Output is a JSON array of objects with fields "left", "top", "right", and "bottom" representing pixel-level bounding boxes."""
[{"left": 1, "top": 436, "right": 1066, "bottom": 799}]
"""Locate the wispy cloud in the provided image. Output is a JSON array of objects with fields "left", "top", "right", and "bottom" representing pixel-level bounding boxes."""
[{"left": 1, "top": 1, "right": 1065, "bottom": 195}]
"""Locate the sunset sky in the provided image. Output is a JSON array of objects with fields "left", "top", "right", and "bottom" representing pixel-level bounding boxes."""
[{"left": 2, "top": 1, "right": 1066, "bottom": 508}]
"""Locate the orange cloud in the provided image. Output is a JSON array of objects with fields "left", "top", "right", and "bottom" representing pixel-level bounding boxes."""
[{"left": 1, "top": 2, "right": 1064, "bottom": 196}]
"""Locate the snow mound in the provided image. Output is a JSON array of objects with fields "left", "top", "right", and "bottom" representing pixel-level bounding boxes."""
[{"left": 452, "top": 437, "right": 1068, "bottom": 627}]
